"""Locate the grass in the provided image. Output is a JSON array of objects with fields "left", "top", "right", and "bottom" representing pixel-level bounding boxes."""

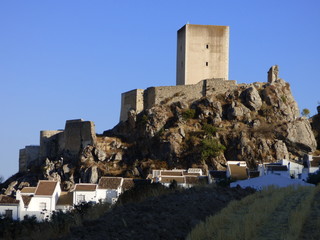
[{"left": 187, "top": 185, "right": 318, "bottom": 240}]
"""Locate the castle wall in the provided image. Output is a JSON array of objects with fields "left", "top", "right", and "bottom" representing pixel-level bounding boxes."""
[
  {"left": 120, "top": 89, "right": 144, "bottom": 122},
  {"left": 64, "top": 119, "right": 96, "bottom": 156},
  {"left": 19, "top": 146, "right": 40, "bottom": 172},
  {"left": 177, "top": 24, "right": 229, "bottom": 85},
  {"left": 39, "top": 130, "right": 64, "bottom": 161},
  {"left": 120, "top": 79, "right": 237, "bottom": 121}
]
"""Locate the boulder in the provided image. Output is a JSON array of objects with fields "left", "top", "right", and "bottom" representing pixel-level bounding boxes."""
[{"left": 242, "top": 87, "right": 262, "bottom": 111}]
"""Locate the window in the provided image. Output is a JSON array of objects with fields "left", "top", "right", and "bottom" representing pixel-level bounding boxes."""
[
  {"left": 206, "top": 62, "right": 208, "bottom": 66},
  {"left": 39, "top": 202, "right": 47, "bottom": 211},
  {"left": 206, "top": 44, "right": 209, "bottom": 49},
  {"left": 77, "top": 194, "right": 85, "bottom": 203},
  {"left": 5, "top": 210, "right": 13, "bottom": 219}
]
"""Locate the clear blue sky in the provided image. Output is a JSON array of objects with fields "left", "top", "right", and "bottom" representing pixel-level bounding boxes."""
[{"left": 1, "top": 0, "right": 319, "bottom": 180}]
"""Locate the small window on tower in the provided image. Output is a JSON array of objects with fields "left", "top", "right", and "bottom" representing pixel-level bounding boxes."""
[
  {"left": 206, "top": 62, "right": 208, "bottom": 66},
  {"left": 206, "top": 44, "right": 209, "bottom": 49}
]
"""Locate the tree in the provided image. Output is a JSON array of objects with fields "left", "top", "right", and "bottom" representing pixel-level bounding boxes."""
[
  {"left": 0, "top": 175, "right": 3, "bottom": 184},
  {"left": 301, "top": 108, "right": 310, "bottom": 117}
]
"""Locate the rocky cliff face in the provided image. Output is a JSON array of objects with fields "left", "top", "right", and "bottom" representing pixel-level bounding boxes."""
[{"left": 1, "top": 77, "right": 318, "bottom": 194}]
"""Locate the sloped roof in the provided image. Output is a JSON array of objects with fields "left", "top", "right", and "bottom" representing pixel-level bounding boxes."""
[
  {"left": 310, "top": 156, "right": 320, "bottom": 167},
  {"left": 161, "top": 171, "right": 184, "bottom": 176},
  {"left": 160, "top": 176, "right": 185, "bottom": 184},
  {"left": 35, "top": 180, "right": 58, "bottom": 196},
  {"left": 183, "top": 172, "right": 201, "bottom": 176},
  {"left": 229, "top": 164, "right": 248, "bottom": 180},
  {"left": 0, "top": 195, "right": 19, "bottom": 205},
  {"left": 122, "top": 178, "right": 134, "bottom": 191},
  {"left": 21, "top": 187, "right": 36, "bottom": 194},
  {"left": 74, "top": 184, "right": 97, "bottom": 191},
  {"left": 21, "top": 195, "right": 32, "bottom": 207},
  {"left": 185, "top": 176, "right": 200, "bottom": 184},
  {"left": 56, "top": 192, "right": 73, "bottom": 206},
  {"left": 98, "top": 177, "right": 122, "bottom": 190}
]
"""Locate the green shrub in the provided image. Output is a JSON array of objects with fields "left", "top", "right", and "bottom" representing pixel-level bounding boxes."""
[
  {"left": 182, "top": 109, "right": 196, "bottom": 120},
  {"left": 202, "top": 124, "right": 217, "bottom": 136},
  {"left": 200, "top": 138, "right": 226, "bottom": 160}
]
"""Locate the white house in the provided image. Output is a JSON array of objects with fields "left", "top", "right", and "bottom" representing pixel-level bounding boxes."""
[
  {"left": 226, "top": 161, "right": 248, "bottom": 180},
  {"left": 0, "top": 195, "right": 20, "bottom": 220},
  {"left": 280, "top": 159, "right": 304, "bottom": 179},
  {"left": 17, "top": 180, "right": 61, "bottom": 221},
  {"left": 304, "top": 155, "right": 320, "bottom": 174},
  {"left": 96, "top": 177, "right": 123, "bottom": 204},
  {"left": 72, "top": 183, "right": 97, "bottom": 205},
  {"left": 230, "top": 174, "right": 314, "bottom": 190},
  {"left": 56, "top": 191, "right": 73, "bottom": 211}
]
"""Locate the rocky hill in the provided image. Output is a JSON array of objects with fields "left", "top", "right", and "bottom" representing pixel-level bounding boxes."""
[{"left": 1, "top": 76, "right": 319, "bottom": 193}]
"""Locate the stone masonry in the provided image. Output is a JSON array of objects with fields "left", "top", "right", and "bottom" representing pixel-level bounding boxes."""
[
  {"left": 19, "top": 119, "right": 96, "bottom": 172},
  {"left": 120, "top": 78, "right": 237, "bottom": 122}
]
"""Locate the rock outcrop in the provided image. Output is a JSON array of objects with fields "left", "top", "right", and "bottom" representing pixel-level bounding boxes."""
[{"left": 1, "top": 68, "right": 318, "bottom": 194}]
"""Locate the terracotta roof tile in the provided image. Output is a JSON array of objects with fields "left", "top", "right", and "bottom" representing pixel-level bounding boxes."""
[
  {"left": 311, "top": 156, "right": 320, "bottom": 167},
  {"left": 56, "top": 192, "right": 73, "bottom": 206},
  {"left": 21, "top": 187, "right": 36, "bottom": 194},
  {"left": 0, "top": 195, "right": 19, "bottom": 205},
  {"left": 183, "top": 172, "right": 201, "bottom": 176},
  {"left": 74, "top": 184, "right": 97, "bottom": 191},
  {"left": 98, "top": 177, "right": 122, "bottom": 190},
  {"left": 229, "top": 164, "right": 248, "bottom": 180},
  {"left": 161, "top": 171, "right": 184, "bottom": 176},
  {"left": 21, "top": 195, "right": 32, "bottom": 207},
  {"left": 35, "top": 180, "right": 58, "bottom": 196},
  {"left": 185, "top": 176, "right": 200, "bottom": 184},
  {"left": 160, "top": 176, "right": 185, "bottom": 184},
  {"left": 122, "top": 178, "right": 134, "bottom": 191}
]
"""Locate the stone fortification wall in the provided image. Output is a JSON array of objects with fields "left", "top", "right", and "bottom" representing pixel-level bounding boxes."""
[
  {"left": 120, "top": 89, "right": 144, "bottom": 122},
  {"left": 19, "top": 145, "right": 40, "bottom": 172},
  {"left": 120, "top": 78, "right": 237, "bottom": 121},
  {"left": 64, "top": 119, "right": 96, "bottom": 156},
  {"left": 205, "top": 79, "right": 237, "bottom": 96},
  {"left": 144, "top": 82, "right": 203, "bottom": 109},
  {"left": 39, "top": 130, "right": 64, "bottom": 160}
]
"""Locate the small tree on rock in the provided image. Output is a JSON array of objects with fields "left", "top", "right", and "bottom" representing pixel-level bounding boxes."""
[{"left": 301, "top": 108, "right": 310, "bottom": 117}]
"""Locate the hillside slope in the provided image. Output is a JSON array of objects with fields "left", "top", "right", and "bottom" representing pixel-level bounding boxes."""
[{"left": 1, "top": 77, "right": 318, "bottom": 193}]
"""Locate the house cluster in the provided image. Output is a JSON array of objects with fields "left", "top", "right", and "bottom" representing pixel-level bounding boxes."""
[
  {"left": 1, "top": 157, "right": 319, "bottom": 221},
  {"left": 0, "top": 177, "right": 134, "bottom": 221},
  {"left": 148, "top": 168, "right": 208, "bottom": 188},
  {"left": 210, "top": 155, "right": 320, "bottom": 190}
]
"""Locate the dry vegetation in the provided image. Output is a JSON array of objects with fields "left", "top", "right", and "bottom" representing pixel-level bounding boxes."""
[{"left": 187, "top": 185, "right": 320, "bottom": 240}]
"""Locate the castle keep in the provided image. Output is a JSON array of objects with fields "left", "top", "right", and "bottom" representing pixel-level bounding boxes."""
[
  {"left": 120, "top": 24, "right": 230, "bottom": 122},
  {"left": 176, "top": 24, "right": 229, "bottom": 85}
]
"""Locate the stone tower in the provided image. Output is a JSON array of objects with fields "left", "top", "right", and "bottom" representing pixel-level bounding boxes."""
[{"left": 176, "top": 24, "right": 229, "bottom": 85}]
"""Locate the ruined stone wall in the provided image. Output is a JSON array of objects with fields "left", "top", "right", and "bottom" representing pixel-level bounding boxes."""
[
  {"left": 144, "top": 82, "right": 203, "bottom": 109},
  {"left": 120, "top": 89, "right": 144, "bottom": 122},
  {"left": 120, "top": 79, "right": 237, "bottom": 121},
  {"left": 39, "top": 130, "right": 64, "bottom": 160},
  {"left": 64, "top": 119, "right": 96, "bottom": 156},
  {"left": 19, "top": 145, "right": 40, "bottom": 172}
]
